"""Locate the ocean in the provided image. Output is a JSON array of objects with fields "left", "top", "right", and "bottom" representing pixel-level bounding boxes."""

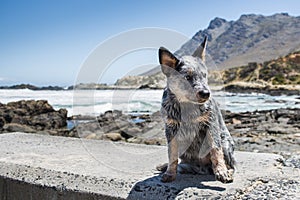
[{"left": 0, "top": 89, "right": 299, "bottom": 116}]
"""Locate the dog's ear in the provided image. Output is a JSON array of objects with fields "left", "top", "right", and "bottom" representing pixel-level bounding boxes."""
[
  {"left": 159, "top": 47, "right": 179, "bottom": 76},
  {"left": 192, "top": 36, "right": 207, "bottom": 62}
]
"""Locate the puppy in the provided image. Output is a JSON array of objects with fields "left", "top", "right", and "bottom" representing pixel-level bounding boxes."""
[{"left": 157, "top": 37, "right": 236, "bottom": 183}]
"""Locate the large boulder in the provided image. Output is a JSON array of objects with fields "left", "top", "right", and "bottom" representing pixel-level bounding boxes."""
[{"left": 0, "top": 100, "right": 68, "bottom": 134}]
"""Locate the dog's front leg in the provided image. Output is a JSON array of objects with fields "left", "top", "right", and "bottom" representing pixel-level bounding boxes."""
[
  {"left": 210, "top": 147, "right": 234, "bottom": 183},
  {"left": 162, "top": 136, "right": 178, "bottom": 182}
]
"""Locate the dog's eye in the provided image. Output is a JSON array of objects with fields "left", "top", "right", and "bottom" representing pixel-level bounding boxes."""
[{"left": 185, "top": 75, "right": 192, "bottom": 81}]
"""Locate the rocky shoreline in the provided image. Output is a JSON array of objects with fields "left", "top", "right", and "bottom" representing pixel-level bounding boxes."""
[
  {"left": 223, "top": 83, "right": 300, "bottom": 96},
  {"left": 1, "top": 100, "right": 299, "bottom": 162},
  {"left": 0, "top": 84, "right": 66, "bottom": 91},
  {"left": 70, "top": 108, "right": 300, "bottom": 159}
]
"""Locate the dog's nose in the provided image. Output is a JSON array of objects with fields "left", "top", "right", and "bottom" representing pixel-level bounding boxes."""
[{"left": 197, "top": 90, "right": 210, "bottom": 99}]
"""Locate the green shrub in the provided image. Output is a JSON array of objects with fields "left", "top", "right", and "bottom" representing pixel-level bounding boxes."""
[{"left": 272, "top": 74, "right": 286, "bottom": 85}]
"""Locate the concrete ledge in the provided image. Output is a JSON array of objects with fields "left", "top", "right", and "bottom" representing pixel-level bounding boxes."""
[{"left": 0, "top": 133, "right": 299, "bottom": 199}]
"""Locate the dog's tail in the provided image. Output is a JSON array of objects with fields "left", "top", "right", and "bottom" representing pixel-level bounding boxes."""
[{"left": 156, "top": 163, "right": 213, "bottom": 175}]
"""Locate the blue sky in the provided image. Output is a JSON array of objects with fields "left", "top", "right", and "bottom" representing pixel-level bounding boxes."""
[{"left": 1, "top": 0, "right": 299, "bottom": 86}]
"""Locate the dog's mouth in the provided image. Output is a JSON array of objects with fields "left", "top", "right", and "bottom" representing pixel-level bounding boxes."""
[
  {"left": 197, "top": 98, "right": 209, "bottom": 104},
  {"left": 181, "top": 95, "right": 209, "bottom": 104}
]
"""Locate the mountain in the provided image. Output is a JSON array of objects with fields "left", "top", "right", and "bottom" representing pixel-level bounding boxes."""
[
  {"left": 115, "top": 13, "right": 300, "bottom": 91},
  {"left": 175, "top": 13, "right": 300, "bottom": 69}
]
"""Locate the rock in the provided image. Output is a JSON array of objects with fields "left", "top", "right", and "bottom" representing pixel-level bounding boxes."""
[
  {"left": 6, "top": 100, "right": 55, "bottom": 115},
  {"left": 30, "top": 109, "right": 67, "bottom": 130},
  {"left": 294, "top": 133, "right": 300, "bottom": 138},
  {"left": 283, "top": 155, "right": 300, "bottom": 168},
  {"left": 121, "top": 127, "right": 143, "bottom": 137},
  {"left": 48, "top": 129, "right": 71, "bottom": 137},
  {"left": 127, "top": 137, "right": 143, "bottom": 144},
  {"left": 69, "top": 115, "right": 96, "bottom": 121},
  {"left": 86, "top": 133, "right": 97, "bottom": 140},
  {"left": 232, "top": 118, "right": 242, "bottom": 124},
  {"left": 0, "top": 100, "right": 68, "bottom": 135},
  {"left": 143, "top": 138, "right": 165, "bottom": 145},
  {"left": 0, "top": 117, "right": 5, "bottom": 129},
  {"left": 35, "top": 131, "right": 50, "bottom": 135},
  {"left": 267, "top": 127, "right": 288, "bottom": 134},
  {"left": 3, "top": 123, "right": 36, "bottom": 133},
  {"left": 104, "top": 133, "right": 123, "bottom": 141}
]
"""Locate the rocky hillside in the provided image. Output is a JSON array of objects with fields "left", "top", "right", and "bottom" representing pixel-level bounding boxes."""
[
  {"left": 175, "top": 13, "right": 300, "bottom": 68},
  {"left": 115, "top": 72, "right": 165, "bottom": 89},
  {"left": 219, "top": 51, "right": 300, "bottom": 95},
  {"left": 219, "top": 51, "right": 300, "bottom": 84}
]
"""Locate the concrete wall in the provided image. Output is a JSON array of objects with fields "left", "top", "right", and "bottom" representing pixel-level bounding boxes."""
[{"left": 0, "top": 133, "right": 299, "bottom": 199}]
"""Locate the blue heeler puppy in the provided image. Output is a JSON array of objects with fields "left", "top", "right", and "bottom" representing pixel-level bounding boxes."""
[{"left": 157, "top": 37, "right": 236, "bottom": 183}]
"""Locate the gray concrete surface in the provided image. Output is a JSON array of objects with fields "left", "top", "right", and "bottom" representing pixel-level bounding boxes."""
[{"left": 0, "top": 133, "right": 299, "bottom": 199}]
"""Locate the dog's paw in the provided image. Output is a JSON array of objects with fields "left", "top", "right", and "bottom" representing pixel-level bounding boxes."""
[
  {"left": 215, "top": 168, "right": 234, "bottom": 183},
  {"left": 156, "top": 163, "right": 168, "bottom": 172},
  {"left": 161, "top": 172, "right": 176, "bottom": 182}
]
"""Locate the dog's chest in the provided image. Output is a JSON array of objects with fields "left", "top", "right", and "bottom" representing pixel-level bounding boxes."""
[
  {"left": 176, "top": 120, "right": 207, "bottom": 141},
  {"left": 176, "top": 121, "right": 209, "bottom": 158},
  {"left": 176, "top": 104, "right": 210, "bottom": 140}
]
